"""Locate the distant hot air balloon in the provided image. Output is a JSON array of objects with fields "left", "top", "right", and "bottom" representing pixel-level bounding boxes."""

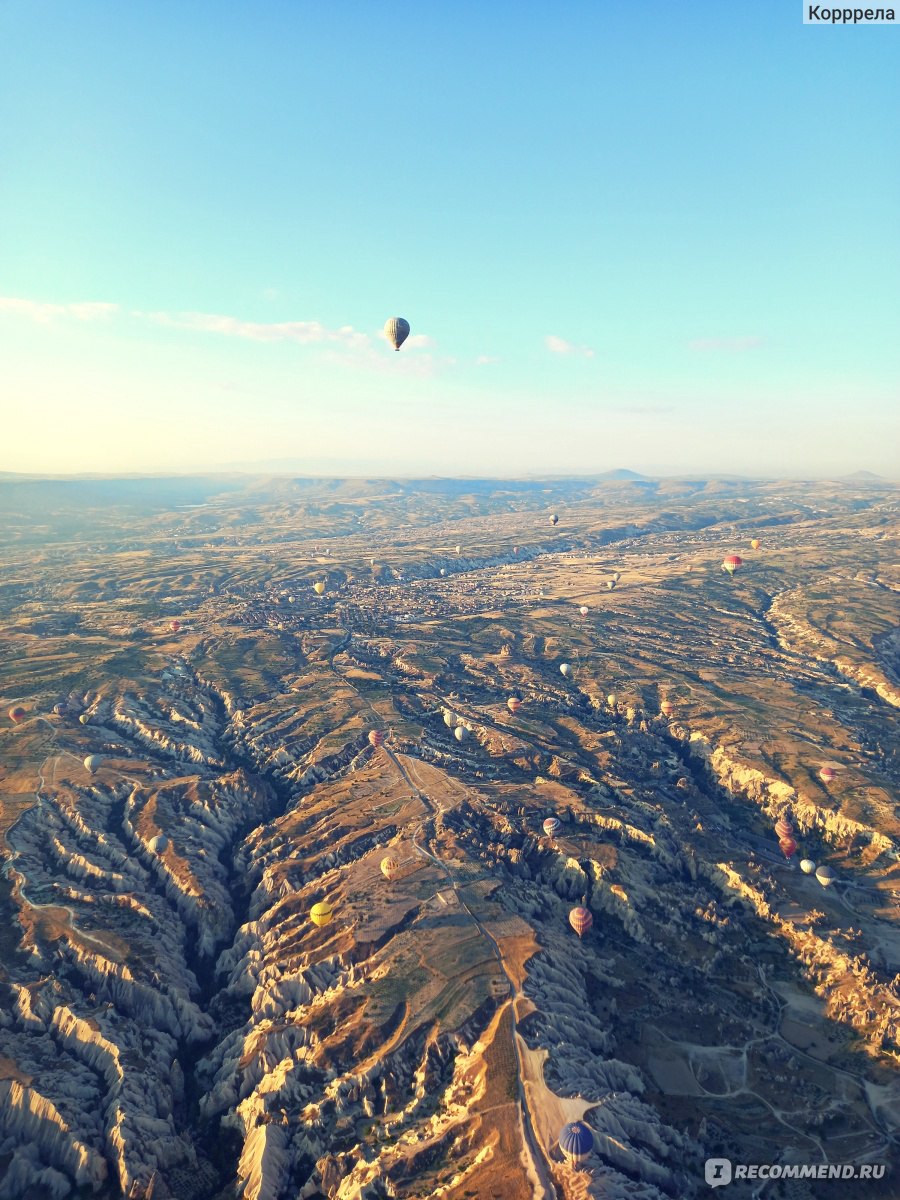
[
  {"left": 170, "top": 620, "right": 181, "bottom": 633},
  {"left": 368, "top": 730, "right": 385, "bottom": 749},
  {"left": 8, "top": 706, "right": 26, "bottom": 724},
  {"left": 550, "top": 514, "right": 559, "bottom": 526},
  {"left": 722, "top": 555, "right": 743, "bottom": 577},
  {"left": 310, "top": 901, "right": 334, "bottom": 927},
  {"left": 443, "top": 710, "right": 457, "bottom": 728},
  {"left": 83, "top": 755, "right": 103, "bottom": 775},
  {"left": 455, "top": 545, "right": 461, "bottom": 556},
  {"left": 384, "top": 317, "right": 410, "bottom": 351},
  {"left": 559, "top": 1120, "right": 594, "bottom": 1166},
  {"left": 775, "top": 817, "right": 794, "bottom": 840},
  {"left": 440, "top": 568, "right": 446, "bottom": 576},
  {"left": 607, "top": 693, "right": 617, "bottom": 708},
  {"left": 313, "top": 581, "right": 326, "bottom": 596},
  {"left": 78, "top": 713, "right": 90, "bottom": 726},
  {"left": 560, "top": 663, "right": 571, "bottom": 677},
  {"left": 53, "top": 703, "right": 66, "bottom": 716},
  {"left": 607, "top": 580, "right": 616, "bottom": 590},
  {"left": 513, "top": 546, "right": 519, "bottom": 555},
  {"left": 750, "top": 538, "right": 761, "bottom": 550},
  {"left": 660, "top": 701, "right": 674, "bottom": 719},
  {"left": 453, "top": 725, "right": 467, "bottom": 742},
  {"left": 507, "top": 697, "right": 523, "bottom": 714},
  {"left": 380, "top": 856, "right": 399, "bottom": 881},
  {"left": 148, "top": 834, "right": 169, "bottom": 854},
  {"left": 569, "top": 906, "right": 593, "bottom": 938},
  {"left": 819, "top": 766, "right": 837, "bottom": 784},
  {"left": 543, "top": 817, "right": 561, "bottom": 838},
  {"left": 779, "top": 837, "right": 797, "bottom": 859},
  {"left": 799, "top": 858, "right": 816, "bottom": 875},
  {"left": 579, "top": 605, "right": 589, "bottom": 617},
  {"left": 815, "top": 865, "right": 835, "bottom": 888}
]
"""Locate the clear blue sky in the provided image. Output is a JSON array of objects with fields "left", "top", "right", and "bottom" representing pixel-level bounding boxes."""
[{"left": 1, "top": 1, "right": 897, "bottom": 477}]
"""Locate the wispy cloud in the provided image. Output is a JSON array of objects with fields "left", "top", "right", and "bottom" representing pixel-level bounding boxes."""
[
  {"left": 0, "top": 296, "right": 118, "bottom": 323},
  {"left": 475, "top": 354, "right": 500, "bottom": 366},
  {"left": 688, "top": 336, "right": 763, "bottom": 352},
  {"left": 142, "top": 310, "right": 370, "bottom": 347},
  {"left": 545, "top": 334, "right": 595, "bottom": 359}
]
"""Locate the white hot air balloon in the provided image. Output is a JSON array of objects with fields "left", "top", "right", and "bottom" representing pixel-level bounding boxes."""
[{"left": 384, "top": 317, "right": 410, "bottom": 351}]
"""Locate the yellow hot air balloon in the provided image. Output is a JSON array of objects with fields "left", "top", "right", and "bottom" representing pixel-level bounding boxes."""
[
  {"left": 750, "top": 538, "right": 760, "bottom": 550},
  {"left": 384, "top": 317, "right": 410, "bottom": 351},
  {"left": 380, "top": 856, "right": 400, "bottom": 881},
  {"left": 310, "top": 901, "right": 333, "bottom": 927},
  {"left": 313, "top": 581, "right": 326, "bottom": 596}
]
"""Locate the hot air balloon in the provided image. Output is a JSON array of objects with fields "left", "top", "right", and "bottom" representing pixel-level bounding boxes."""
[
  {"left": 560, "top": 663, "right": 571, "bottom": 677},
  {"left": 815, "top": 865, "right": 835, "bottom": 888},
  {"left": 453, "top": 725, "right": 466, "bottom": 742},
  {"left": 513, "top": 546, "right": 519, "bottom": 555},
  {"left": 455, "top": 545, "right": 461, "bottom": 555},
  {"left": 612, "top": 572, "right": 621, "bottom": 582},
  {"left": 170, "top": 620, "right": 181, "bottom": 633},
  {"left": 819, "top": 766, "right": 836, "bottom": 784},
  {"left": 569, "top": 906, "right": 593, "bottom": 938},
  {"left": 799, "top": 858, "right": 816, "bottom": 874},
  {"left": 722, "top": 555, "right": 743, "bottom": 577},
  {"left": 368, "top": 730, "right": 385, "bottom": 749},
  {"left": 384, "top": 317, "right": 410, "bottom": 351},
  {"left": 559, "top": 1120, "right": 594, "bottom": 1166},
  {"left": 507, "top": 697, "right": 523, "bottom": 714},
  {"left": 660, "top": 701, "right": 674, "bottom": 719},
  {"left": 440, "top": 568, "right": 446, "bottom": 576},
  {"left": 775, "top": 817, "right": 794, "bottom": 840},
  {"left": 8, "top": 706, "right": 26, "bottom": 724},
  {"left": 543, "top": 817, "right": 561, "bottom": 838},
  {"left": 313, "top": 581, "right": 326, "bottom": 596},
  {"left": 750, "top": 539, "right": 761, "bottom": 550},
  {"left": 148, "top": 834, "right": 169, "bottom": 854},
  {"left": 52, "top": 703, "right": 66, "bottom": 716},
  {"left": 550, "top": 514, "right": 559, "bottom": 526},
  {"left": 83, "top": 755, "right": 103, "bottom": 775},
  {"left": 310, "top": 901, "right": 334, "bottom": 927},
  {"left": 779, "top": 837, "right": 797, "bottom": 859},
  {"left": 443, "top": 710, "right": 456, "bottom": 728},
  {"left": 578, "top": 605, "right": 589, "bottom": 618},
  {"left": 607, "top": 580, "right": 616, "bottom": 590},
  {"left": 78, "top": 713, "right": 90, "bottom": 726},
  {"left": 380, "top": 856, "right": 399, "bottom": 881},
  {"left": 607, "top": 693, "right": 617, "bottom": 708}
]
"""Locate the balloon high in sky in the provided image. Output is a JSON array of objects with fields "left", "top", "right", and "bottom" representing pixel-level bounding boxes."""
[{"left": 1, "top": 5, "right": 896, "bottom": 476}]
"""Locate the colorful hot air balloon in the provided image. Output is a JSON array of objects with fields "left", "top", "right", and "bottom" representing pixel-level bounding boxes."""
[
  {"left": 453, "top": 725, "right": 467, "bottom": 742},
  {"left": 507, "top": 697, "right": 523, "bottom": 714},
  {"left": 148, "top": 834, "right": 169, "bottom": 854},
  {"left": 560, "top": 663, "right": 571, "bottom": 677},
  {"left": 313, "top": 581, "right": 326, "bottom": 596},
  {"left": 775, "top": 817, "right": 794, "bottom": 840},
  {"left": 660, "top": 701, "right": 674, "bottom": 719},
  {"left": 368, "top": 730, "right": 385, "bottom": 749},
  {"left": 722, "top": 555, "right": 743, "bottom": 576},
  {"left": 559, "top": 1120, "right": 594, "bottom": 1166},
  {"left": 550, "top": 514, "right": 559, "bottom": 526},
  {"left": 819, "top": 766, "right": 837, "bottom": 784},
  {"left": 569, "top": 906, "right": 593, "bottom": 938},
  {"left": 815, "top": 865, "right": 835, "bottom": 888},
  {"left": 799, "top": 858, "right": 816, "bottom": 874},
  {"left": 170, "top": 620, "right": 181, "bottom": 633},
  {"left": 543, "top": 817, "right": 561, "bottom": 838},
  {"left": 779, "top": 837, "right": 797, "bottom": 859},
  {"left": 8, "top": 706, "right": 26, "bottom": 724},
  {"left": 578, "top": 605, "right": 589, "bottom": 617},
  {"left": 380, "top": 856, "right": 399, "bottom": 881},
  {"left": 750, "top": 538, "right": 761, "bottom": 550},
  {"left": 83, "top": 755, "right": 103, "bottom": 775},
  {"left": 310, "top": 901, "right": 334, "bottom": 927},
  {"left": 384, "top": 317, "right": 410, "bottom": 351}
]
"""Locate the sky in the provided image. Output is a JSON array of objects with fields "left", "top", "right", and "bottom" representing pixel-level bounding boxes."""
[{"left": 1, "top": 1, "right": 898, "bottom": 478}]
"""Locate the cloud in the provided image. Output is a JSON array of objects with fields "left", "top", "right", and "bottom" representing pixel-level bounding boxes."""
[
  {"left": 688, "top": 336, "right": 763, "bottom": 352},
  {"left": 0, "top": 297, "right": 118, "bottom": 323},
  {"left": 475, "top": 354, "right": 500, "bottom": 366},
  {"left": 545, "top": 334, "right": 595, "bottom": 359},
  {"left": 143, "top": 310, "right": 370, "bottom": 347}
]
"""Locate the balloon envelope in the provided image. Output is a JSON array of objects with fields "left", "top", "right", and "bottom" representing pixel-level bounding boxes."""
[
  {"left": 559, "top": 1121, "right": 594, "bottom": 1165},
  {"left": 607, "top": 694, "right": 617, "bottom": 707},
  {"left": 751, "top": 538, "right": 761, "bottom": 550},
  {"left": 148, "top": 834, "right": 168, "bottom": 854},
  {"left": 560, "top": 663, "right": 570, "bottom": 676},
  {"left": 775, "top": 818, "right": 794, "bottom": 840},
  {"left": 8, "top": 706, "right": 26, "bottom": 723},
  {"left": 779, "top": 838, "right": 797, "bottom": 858},
  {"left": 799, "top": 858, "right": 816, "bottom": 874},
  {"left": 569, "top": 906, "right": 593, "bottom": 937},
  {"left": 83, "top": 755, "right": 103, "bottom": 775},
  {"left": 550, "top": 514, "right": 559, "bottom": 526},
  {"left": 453, "top": 726, "right": 466, "bottom": 742},
  {"left": 543, "top": 817, "right": 561, "bottom": 837},
  {"left": 170, "top": 620, "right": 181, "bottom": 632},
  {"left": 313, "top": 582, "right": 326, "bottom": 596},
  {"left": 660, "top": 701, "right": 674, "bottom": 718},
  {"left": 443, "top": 710, "right": 456, "bottom": 728},
  {"left": 384, "top": 317, "right": 410, "bottom": 351},
  {"left": 579, "top": 605, "right": 589, "bottom": 617},
  {"left": 507, "top": 697, "right": 523, "bottom": 714},
  {"left": 815, "top": 866, "right": 835, "bottom": 887},
  {"left": 380, "top": 856, "right": 399, "bottom": 881},
  {"left": 819, "top": 767, "right": 836, "bottom": 784},
  {"left": 368, "top": 730, "right": 385, "bottom": 749},
  {"left": 310, "top": 901, "right": 334, "bottom": 926},
  {"left": 722, "top": 555, "right": 743, "bottom": 575}
]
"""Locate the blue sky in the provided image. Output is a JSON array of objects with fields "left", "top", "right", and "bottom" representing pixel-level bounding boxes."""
[{"left": 1, "top": 1, "right": 897, "bottom": 476}]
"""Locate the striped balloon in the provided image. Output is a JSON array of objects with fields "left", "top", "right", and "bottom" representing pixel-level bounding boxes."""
[
  {"left": 368, "top": 730, "right": 385, "bottom": 749},
  {"left": 569, "top": 906, "right": 593, "bottom": 938},
  {"left": 819, "top": 766, "right": 836, "bottom": 784},
  {"left": 775, "top": 818, "right": 793, "bottom": 840},
  {"left": 722, "top": 555, "right": 743, "bottom": 576},
  {"left": 543, "top": 817, "right": 561, "bottom": 838},
  {"left": 384, "top": 317, "right": 410, "bottom": 351},
  {"left": 559, "top": 1120, "right": 594, "bottom": 1165}
]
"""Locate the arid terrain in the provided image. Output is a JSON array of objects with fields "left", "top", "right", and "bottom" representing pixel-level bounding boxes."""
[{"left": 0, "top": 472, "right": 898, "bottom": 1200}]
